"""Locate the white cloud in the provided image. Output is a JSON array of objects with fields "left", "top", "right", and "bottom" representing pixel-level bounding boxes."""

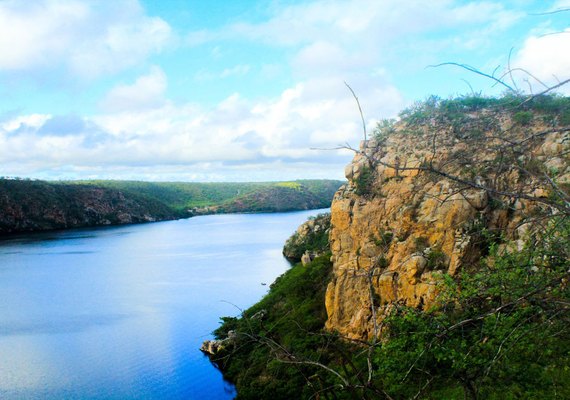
[
  {"left": 514, "top": 29, "right": 570, "bottom": 93},
  {"left": 100, "top": 66, "right": 167, "bottom": 113},
  {"left": 552, "top": 0, "right": 570, "bottom": 10},
  {"left": 0, "top": 0, "right": 544, "bottom": 181},
  {"left": 186, "top": 0, "right": 522, "bottom": 94},
  {"left": 191, "top": 0, "right": 520, "bottom": 49},
  {"left": 1, "top": 114, "right": 51, "bottom": 131},
  {"left": 0, "top": 0, "right": 172, "bottom": 78},
  {"left": 0, "top": 73, "right": 404, "bottom": 180},
  {"left": 220, "top": 65, "right": 251, "bottom": 78}
]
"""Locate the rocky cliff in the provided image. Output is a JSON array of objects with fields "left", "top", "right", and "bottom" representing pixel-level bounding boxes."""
[{"left": 325, "top": 101, "right": 569, "bottom": 339}]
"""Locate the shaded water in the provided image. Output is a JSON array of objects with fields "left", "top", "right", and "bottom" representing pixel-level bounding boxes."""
[{"left": 0, "top": 210, "right": 325, "bottom": 399}]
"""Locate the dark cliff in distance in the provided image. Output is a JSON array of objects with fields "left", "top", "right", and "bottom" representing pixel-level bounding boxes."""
[{"left": 0, "top": 179, "right": 180, "bottom": 234}]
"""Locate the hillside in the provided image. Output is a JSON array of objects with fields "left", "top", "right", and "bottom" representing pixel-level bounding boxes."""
[
  {"left": 0, "top": 179, "right": 180, "bottom": 234},
  {"left": 72, "top": 179, "right": 342, "bottom": 214},
  {"left": 0, "top": 179, "right": 343, "bottom": 234},
  {"left": 207, "top": 94, "right": 570, "bottom": 399}
]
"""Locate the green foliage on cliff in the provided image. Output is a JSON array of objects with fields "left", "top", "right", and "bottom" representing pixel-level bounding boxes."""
[
  {"left": 211, "top": 255, "right": 333, "bottom": 400},
  {"left": 375, "top": 218, "right": 570, "bottom": 399},
  {"left": 353, "top": 165, "right": 375, "bottom": 196},
  {"left": 395, "top": 93, "right": 570, "bottom": 137}
]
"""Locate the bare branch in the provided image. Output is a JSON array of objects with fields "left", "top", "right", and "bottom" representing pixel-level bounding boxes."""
[
  {"left": 344, "top": 81, "right": 367, "bottom": 141},
  {"left": 427, "top": 62, "right": 516, "bottom": 92},
  {"left": 507, "top": 47, "right": 520, "bottom": 93},
  {"left": 520, "top": 78, "right": 570, "bottom": 104},
  {"left": 529, "top": 7, "right": 570, "bottom": 16},
  {"left": 497, "top": 67, "right": 550, "bottom": 90}
]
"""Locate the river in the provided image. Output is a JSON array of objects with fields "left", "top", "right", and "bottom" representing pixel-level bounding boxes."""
[{"left": 0, "top": 210, "right": 326, "bottom": 399}]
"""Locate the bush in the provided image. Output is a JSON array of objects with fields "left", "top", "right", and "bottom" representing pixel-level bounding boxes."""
[
  {"left": 513, "top": 111, "right": 533, "bottom": 125},
  {"left": 354, "top": 165, "right": 375, "bottom": 196},
  {"left": 373, "top": 118, "right": 397, "bottom": 141}
]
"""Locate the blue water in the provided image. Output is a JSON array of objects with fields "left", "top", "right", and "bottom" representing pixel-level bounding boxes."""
[{"left": 0, "top": 210, "right": 325, "bottom": 399}]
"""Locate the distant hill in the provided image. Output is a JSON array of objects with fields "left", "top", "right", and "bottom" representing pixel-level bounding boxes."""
[
  {"left": 71, "top": 179, "right": 343, "bottom": 215},
  {"left": 0, "top": 179, "right": 344, "bottom": 234},
  {"left": 0, "top": 179, "right": 179, "bottom": 234}
]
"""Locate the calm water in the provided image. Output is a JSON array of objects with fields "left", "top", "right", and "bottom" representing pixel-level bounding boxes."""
[{"left": 0, "top": 210, "right": 325, "bottom": 399}]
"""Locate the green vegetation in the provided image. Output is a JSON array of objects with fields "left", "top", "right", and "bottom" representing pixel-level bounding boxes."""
[
  {"left": 376, "top": 220, "right": 569, "bottom": 399},
  {"left": 211, "top": 255, "right": 333, "bottom": 400},
  {"left": 209, "top": 94, "right": 570, "bottom": 399},
  {"left": 390, "top": 93, "right": 570, "bottom": 140},
  {"left": 372, "top": 118, "right": 397, "bottom": 142},
  {"left": 353, "top": 165, "right": 375, "bottom": 196},
  {"left": 275, "top": 181, "right": 303, "bottom": 190},
  {"left": 513, "top": 110, "right": 533, "bottom": 126}
]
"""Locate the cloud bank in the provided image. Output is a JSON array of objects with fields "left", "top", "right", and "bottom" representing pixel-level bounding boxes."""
[
  {"left": 0, "top": 0, "right": 171, "bottom": 79},
  {"left": 0, "top": 0, "right": 567, "bottom": 181}
]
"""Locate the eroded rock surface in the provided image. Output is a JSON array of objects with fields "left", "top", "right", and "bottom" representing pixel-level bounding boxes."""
[{"left": 325, "top": 113, "right": 569, "bottom": 339}]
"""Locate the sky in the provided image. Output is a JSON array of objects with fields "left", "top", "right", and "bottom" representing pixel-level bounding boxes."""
[{"left": 0, "top": 0, "right": 568, "bottom": 182}]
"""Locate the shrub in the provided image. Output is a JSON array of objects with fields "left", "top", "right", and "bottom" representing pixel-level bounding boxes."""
[
  {"left": 513, "top": 111, "right": 533, "bottom": 126},
  {"left": 373, "top": 118, "right": 396, "bottom": 141},
  {"left": 354, "top": 165, "right": 375, "bottom": 196}
]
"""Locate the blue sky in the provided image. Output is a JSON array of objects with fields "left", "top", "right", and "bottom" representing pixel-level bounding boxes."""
[{"left": 0, "top": 0, "right": 568, "bottom": 182}]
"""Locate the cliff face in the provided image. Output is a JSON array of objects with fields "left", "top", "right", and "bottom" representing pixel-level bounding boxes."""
[
  {"left": 325, "top": 110, "right": 569, "bottom": 339},
  {"left": 0, "top": 180, "right": 179, "bottom": 234}
]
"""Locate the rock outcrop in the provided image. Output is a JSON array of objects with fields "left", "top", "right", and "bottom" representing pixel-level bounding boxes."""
[
  {"left": 283, "top": 212, "right": 331, "bottom": 262},
  {"left": 325, "top": 110, "right": 569, "bottom": 339}
]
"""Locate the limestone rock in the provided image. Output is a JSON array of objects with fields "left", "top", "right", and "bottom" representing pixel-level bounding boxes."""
[
  {"left": 301, "top": 251, "right": 312, "bottom": 265},
  {"left": 324, "top": 112, "right": 569, "bottom": 340},
  {"left": 200, "top": 339, "right": 226, "bottom": 355}
]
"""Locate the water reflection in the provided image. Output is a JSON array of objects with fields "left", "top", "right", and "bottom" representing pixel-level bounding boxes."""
[{"left": 0, "top": 210, "right": 325, "bottom": 399}]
